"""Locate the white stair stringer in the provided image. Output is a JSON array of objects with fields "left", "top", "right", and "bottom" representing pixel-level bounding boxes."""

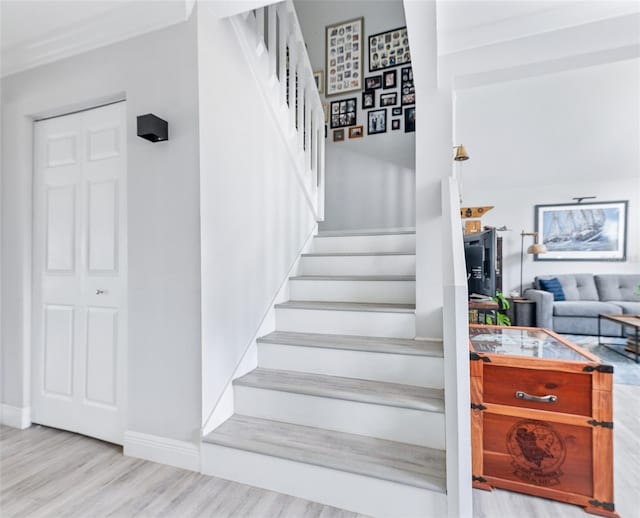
[
  {"left": 257, "top": 331, "right": 444, "bottom": 388},
  {"left": 275, "top": 301, "right": 416, "bottom": 338},
  {"left": 201, "top": 415, "right": 447, "bottom": 518},
  {"left": 289, "top": 275, "right": 416, "bottom": 304}
]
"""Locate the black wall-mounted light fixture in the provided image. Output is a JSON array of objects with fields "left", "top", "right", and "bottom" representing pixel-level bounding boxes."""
[{"left": 137, "top": 114, "right": 168, "bottom": 142}]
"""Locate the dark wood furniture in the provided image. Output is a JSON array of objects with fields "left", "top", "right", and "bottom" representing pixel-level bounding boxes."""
[
  {"left": 598, "top": 313, "right": 640, "bottom": 364},
  {"left": 470, "top": 324, "right": 618, "bottom": 517},
  {"left": 469, "top": 300, "right": 498, "bottom": 325}
]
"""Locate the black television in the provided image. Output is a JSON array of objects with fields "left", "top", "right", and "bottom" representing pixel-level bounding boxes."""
[{"left": 463, "top": 228, "right": 497, "bottom": 298}]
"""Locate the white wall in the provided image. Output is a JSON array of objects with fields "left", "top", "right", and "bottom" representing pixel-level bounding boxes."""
[
  {"left": 198, "top": 7, "right": 317, "bottom": 428},
  {"left": 295, "top": 0, "right": 416, "bottom": 231},
  {"left": 1, "top": 18, "right": 202, "bottom": 443},
  {"left": 457, "top": 58, "right": 640, "bottom": 294}
]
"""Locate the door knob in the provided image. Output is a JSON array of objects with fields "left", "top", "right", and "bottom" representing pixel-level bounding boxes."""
[{"left": 96, "top": 289, "right": 106, "bottom": 295}]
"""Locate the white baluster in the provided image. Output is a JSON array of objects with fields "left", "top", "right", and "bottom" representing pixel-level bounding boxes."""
[
  {"left": 268, "top": 5, "right": 277, "bottom": 82},
  {"left": 317, "top": 121, "right": 325, "bottom": 220},
  {"left": 297, "top": 61, "right": 305, "bottom": 151},
  {"left": 288, "top": 39, "right": 297, "bottom": 131},
  {"left": 311, "top": 112, "right": 319, "bottom": 189},
  {"left": 278, "top": 5, "right": 289, "bottom": 107},
  {"left": 255, "top": 7, "right": 265, "bottom": 55},
  {"left": 304, "top": 87, "right": 312, "bottom": 172}
]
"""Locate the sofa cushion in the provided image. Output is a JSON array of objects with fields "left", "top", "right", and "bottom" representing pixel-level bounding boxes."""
[
  {"left": 609, "top": 301, "right": 640, "bottom": 314},
  {"left": 595, "top": 274, "right": 640, "bottom": 302},
  {"left": 553, "top": 300, "right": 622, "bottom": 317},
  {"left": 536, "top": 274, "right": 598, "bottom": 301},
  {"left": 538, "top": 277, "right": 565, "bottom": 301}
]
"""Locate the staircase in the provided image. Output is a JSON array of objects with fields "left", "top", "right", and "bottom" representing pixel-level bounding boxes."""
[{"left": 201, "top": 230, "right": 448, "bottom": 517}]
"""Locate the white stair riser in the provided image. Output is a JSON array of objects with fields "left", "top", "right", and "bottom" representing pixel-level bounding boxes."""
[
  {"left": 201, "top": 443, "right": 447, "bottom": 518},
  {"left": 289, "top": 279, "right": 415, "bottom": 304},
  {"left": 299, "top": 255, "right": 416, "bottom": 276},
  {"left": 275, "top": 308, "right": 415, "bottom": 338},
  {"left": 258, "top": 343, "right": 444, "bottom": 389},
  {"left": 234, "top": 386, "right": 445, "bottom": 449},
  {"left": 312, "top": 234, "right": 415, "bottom": 254}
]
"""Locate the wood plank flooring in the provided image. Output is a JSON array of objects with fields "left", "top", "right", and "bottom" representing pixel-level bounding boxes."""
[
  {"left": 235, "top": 368, "right": 444, "bottom": 412},
  {"left": 0, "top": 425, "right": 366, "bottom": 518},
  {"left": 203, "top": 415, "right": 446, "bottom": 491},
  {"left": 2, "top": 383, "right": 637, "bottom": 517},
  {"left": 257, "top": 331, "right": 443, "bottom": 357}
]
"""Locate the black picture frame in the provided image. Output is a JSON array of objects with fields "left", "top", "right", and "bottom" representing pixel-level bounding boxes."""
[
  {"left": 368, "top": 109, "right": 387, "bottom": 135},
  {"left": 330, "top": 97, "right": 358, "bottom": 128},
  {"left": 404, "top": 107, "right": 415, "bottom": 133},
  {"left": 333, "top": 128, "right": 345, "bottom": 142},
  {"left": 392, "top": 119, "right": 400, "bottom": 130},
  {"left": 368, "top": 26, "right": 411, "bottom": 72},
  {"left": 392, "top": 107, "right": 402, "bottom": 116},
  {"left": 365, "top": 75, "right": 382, "bottom": 90},
  {"left": 380, "top": 92, "right": 397, "bottom": 107},
  {"left": 401, "top": 65, "right": 415, "bottom": 105},
  {"left": 534, "top": 201, "right": 628, "bottom": 261},
  {"left": 362, "top": 90, "right": 375, "bottom": 109},
  {"left": 383, "top": 70, "right": 397, "bottom": 89}
]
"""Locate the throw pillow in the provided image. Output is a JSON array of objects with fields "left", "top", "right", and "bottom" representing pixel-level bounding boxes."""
[{"left": 539, "top": 277, "right": 566, "bottom": 301}]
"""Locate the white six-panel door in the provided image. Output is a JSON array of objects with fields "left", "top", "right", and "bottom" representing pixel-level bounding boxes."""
[{"left": 32, "top": 102, "right": 127, "bottom": 444}]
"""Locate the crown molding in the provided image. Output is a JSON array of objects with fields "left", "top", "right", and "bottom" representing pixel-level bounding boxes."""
[{"left": 1, "top": 1, "right": 194, "bottom": 78}]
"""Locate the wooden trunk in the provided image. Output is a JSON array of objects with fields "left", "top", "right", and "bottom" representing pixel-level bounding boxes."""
[{"left": 470, "top": 324, "right": 619, "bottom": 517}]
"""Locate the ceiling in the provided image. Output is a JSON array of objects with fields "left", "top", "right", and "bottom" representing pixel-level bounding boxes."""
[
  {"left": 1, "top": 0, "right": 638, "bottom": 75},
  {"left": 1, "top": 1, "right": 127, "bottom": 52},
  {"left": 436, "top": 0, "right": 640, "bottom": 54}
]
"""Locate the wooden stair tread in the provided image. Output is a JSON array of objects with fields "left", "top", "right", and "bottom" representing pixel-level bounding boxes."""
[
  {"left": 275, "top": 300, "right": 416, "bottom": 313},
  {"left": 316, "top": 229, "right": 416, "bottom": 237},
  {"left": 234, "top": 368, "right": 444, "bottom": 412},
  {"left": 257, "top": 331, "right": 442, "bottom": 357},
  {"left": 203, "top": 415, "right": 446, "bottom": 492},
  {"left": 289, "top": 275, "right": 415, "bottom": 281},
  {"left": 302, "top": 251, "right": 415, "bottom": 257}
]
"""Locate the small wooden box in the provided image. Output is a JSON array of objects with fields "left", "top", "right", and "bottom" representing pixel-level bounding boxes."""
[{"left": 469, "top": 325, "right": 618, "bottom": 517}]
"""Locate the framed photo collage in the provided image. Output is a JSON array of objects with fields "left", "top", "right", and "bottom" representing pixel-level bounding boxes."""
[{"left": 322, "top": 18, "right": 415, "bottom": 141}]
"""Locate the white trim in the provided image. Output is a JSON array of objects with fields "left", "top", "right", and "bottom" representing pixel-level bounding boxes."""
[
  {"left": 124, "top": 431, "right": 200, "bottom": 472},
  {"left": 0, "top": 404, "right": 32, "bottom": 429}
]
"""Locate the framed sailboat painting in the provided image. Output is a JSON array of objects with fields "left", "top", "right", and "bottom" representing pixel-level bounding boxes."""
[{"left": 535, "top": 200, "right": 628, "bottom": 261}]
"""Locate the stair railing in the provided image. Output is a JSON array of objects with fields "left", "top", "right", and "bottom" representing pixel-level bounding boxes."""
[
  {"left": 229, "top": 1, "right": 325, "bottom": 221},
  {"left": 441, "top": 176, "right": 472, "bottom": 518}
]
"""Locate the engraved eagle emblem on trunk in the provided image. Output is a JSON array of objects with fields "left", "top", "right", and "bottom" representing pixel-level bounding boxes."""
[{"left": 507, "top": 420, "right": 567, "bottom": 486}]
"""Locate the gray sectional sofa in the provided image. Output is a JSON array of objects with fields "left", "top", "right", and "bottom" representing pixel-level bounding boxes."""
[{"left": 525, "top": 273, "right": 640, "bottom": 336}]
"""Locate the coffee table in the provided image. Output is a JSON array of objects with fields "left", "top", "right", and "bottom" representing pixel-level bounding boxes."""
[{"left": 598, "top": 313, "right": 640, "bottom": 363}]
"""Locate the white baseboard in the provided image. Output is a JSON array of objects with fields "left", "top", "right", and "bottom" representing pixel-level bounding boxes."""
[
  {"left": 1, "top": 404, "right": 31, "bottom": 429},
  {"left": 124, "top": 431, "right": 200, "bottom": 472}
]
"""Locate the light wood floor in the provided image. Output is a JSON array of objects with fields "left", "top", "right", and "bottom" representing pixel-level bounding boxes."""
[{"left": 1, "top": 383, "right": 638, "bottom": 517}]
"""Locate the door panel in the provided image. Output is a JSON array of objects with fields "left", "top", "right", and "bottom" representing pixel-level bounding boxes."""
[
  {"left": 46, "top": 186, "right": 76, "bottom": 272},
  {"left": 85, "top": 308, "right": 118, "bottom": 406},
  {"left": 43, "top": 305, "right": 74, "bottom": 397},
  {"left": 88, "top": 180, "right": 118, "bottom": 272},
  {"left": 33, "top": 101, "right": 126, "bottom": 445}
]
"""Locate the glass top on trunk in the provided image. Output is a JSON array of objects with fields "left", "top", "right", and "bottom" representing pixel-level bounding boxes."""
[{"left": 469, "top": 326, "right": 590, "bottom": 361}]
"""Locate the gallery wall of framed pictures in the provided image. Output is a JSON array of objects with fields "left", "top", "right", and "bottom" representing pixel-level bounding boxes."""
[{"left": 320, "top": 17, "right": 415, "bottom": 141}]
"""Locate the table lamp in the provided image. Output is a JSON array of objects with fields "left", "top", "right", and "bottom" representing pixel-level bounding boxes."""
[{"left": 520, "top": 231, "right": 548, "bottom": 297}]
